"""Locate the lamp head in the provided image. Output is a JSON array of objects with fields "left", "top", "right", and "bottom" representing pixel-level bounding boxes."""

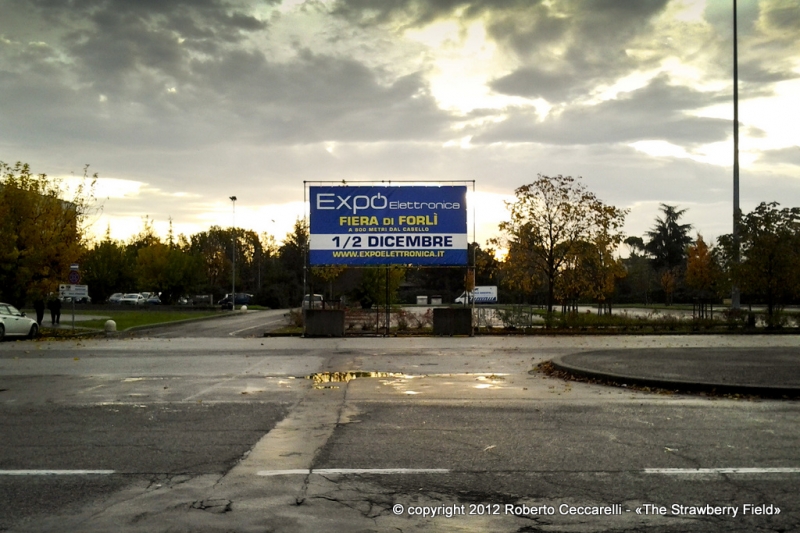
[{"left": 229, "top": 196, "right": 237, "bottom": 202}]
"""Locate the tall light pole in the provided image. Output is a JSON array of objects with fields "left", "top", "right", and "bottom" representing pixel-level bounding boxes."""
[
  {"left": 732, "top": 0, "right": 741, "bottom": 309},
  {"left": 230, "top": 196, "right": 237, "bottom": 311}
]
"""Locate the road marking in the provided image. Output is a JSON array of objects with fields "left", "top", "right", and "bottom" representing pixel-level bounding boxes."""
[
  {"left": 257, "top": 468, "right": 450, "bottom": 476},
  {"left": 182, "top": 357, "right": 272, "bottom": 401},
  {"left": 228, "top": 313, "right": 287, "bottom": 336},
  {"left": 645, "top": 468, "right": 800, "bottom": 475},
  {"left": 228, "top": 323, "right": 269, "bottom": 336},
  {"left": 256, "top": 467, "right": 800, "bottom": 477},
  {"left": 0, "top": 470, "right": 115, "bottom": 475}
]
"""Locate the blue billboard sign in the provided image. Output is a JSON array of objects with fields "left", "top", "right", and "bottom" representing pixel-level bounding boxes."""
[{"left": 309, "top": 186, "right": 468, "bottom": 265}]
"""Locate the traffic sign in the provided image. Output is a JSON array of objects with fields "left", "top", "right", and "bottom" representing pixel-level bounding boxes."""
[
  {"left": 68, "top": 270, "right": 81, "bottom": 284},
  {"left": 59, "top": 284, "right": 88, "bottom": 298}
]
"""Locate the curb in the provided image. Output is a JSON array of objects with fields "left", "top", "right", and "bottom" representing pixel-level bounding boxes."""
[{"left": 549, "top": 354, "right": 800, "bottom": 398}]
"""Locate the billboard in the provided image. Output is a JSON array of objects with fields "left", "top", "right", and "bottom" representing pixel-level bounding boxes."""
[{"left": 309, "top": 185, "right": 468, "bottom": 266}]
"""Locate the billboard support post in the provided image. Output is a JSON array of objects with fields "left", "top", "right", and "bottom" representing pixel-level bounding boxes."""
[
  {"left": 303, "top": 183, "right": 308, "bottom": 336},
  {"left": 385, "top": 265, "right": 390, "bottom": 337}
]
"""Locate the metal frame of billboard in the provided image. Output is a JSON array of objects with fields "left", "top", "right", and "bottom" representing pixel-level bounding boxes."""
[{"left": 302, "top": 180, "right": 477, "bottom": 336}]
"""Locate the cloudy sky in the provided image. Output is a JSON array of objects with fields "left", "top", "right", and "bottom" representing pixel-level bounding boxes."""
[{"left": 1, "top": 0, "right": 799, "bottom": 249}]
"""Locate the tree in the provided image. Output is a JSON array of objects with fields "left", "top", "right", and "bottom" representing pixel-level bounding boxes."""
[
  {"left": 554, "top": 241, "right": 589, "bottom": 312},
  {"left": 136, "top": 241, "right": 204, "bottom": 303},
  {"left": 685, "top": 235, "right": 721, "bottom": 318},
  {"left": 0, "top": 161, "right": 95, "bottom": 307},
  {"left": 83, "top": 229, "right": 136, "bottom": 303},
  {"left": 659, "top": 269, "right": 677, "bottom": 306},
  {"left": 581, "top": 236, "right": 627, "bottom": 313},
  {"left": 355, "top": 266, "right": 405, "bottom": 307},
  {"left": 645, "top": 204, "right": 693, "bottom": 272},
  {"left": 718, "top": 202, "right": 800, "bottom": 318},
  {"left": 276, "top": 219, "right": 309, "bottom": 305},
  {"left": 495, "top": 175, "right": 627, "bottom": 313},
  {"left": 623, "top": 236, "right": 646, "bottom": 256},
  {"left": 311, "top": 265, "right": 347, "bottom": 301},
  {"left": 685, "top": 235, "right": 719, "bottom": 296},
  {"left": 620, "top": 237, "right": 655, "bottom": 304},
  {"left": 472, "top": 243, "right": 499, "bottom": 286},
  {"left": 189, "top": 226, "right": 235, "bottom": 297}
]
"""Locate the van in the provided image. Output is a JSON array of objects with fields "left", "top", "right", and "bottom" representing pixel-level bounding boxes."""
[{"left": 455, "top": 286, "right": 498, "bottom": 304}]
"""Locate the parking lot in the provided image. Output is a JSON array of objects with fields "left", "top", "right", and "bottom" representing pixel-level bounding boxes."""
[{"left": 1, "top": 334, "right": 799, "bottom": 532}]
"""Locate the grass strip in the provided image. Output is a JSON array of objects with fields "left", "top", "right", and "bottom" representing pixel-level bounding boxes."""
[{"left": 75, "top": 310, "right": 221, "bottom": 330}]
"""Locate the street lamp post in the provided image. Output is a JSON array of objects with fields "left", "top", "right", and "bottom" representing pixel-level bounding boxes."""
[
  {"left": 230, "top": 196, "right": 237, "bottom": 311},
  {"left": 732, "top": 0, "right": 741, "bottom": 309}
]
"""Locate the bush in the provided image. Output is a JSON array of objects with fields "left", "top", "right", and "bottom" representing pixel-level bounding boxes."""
[
  {"left": 287, "top": 309, "right": 303, "bottom": 327},
  {"left": 764, "top": 310, "right": 790, "bottom": 330},
  {"left": 396, "top": 309, "right": 410, "bottom": 331},
  {"left": 498, "top": 306, "right": 537, "bottom": 329},
  {"left": 721, "top": 308, "right": 747, "bottom": 329},
  {"left": 409, "top": 309, "right": 433, "bottom": 329}
]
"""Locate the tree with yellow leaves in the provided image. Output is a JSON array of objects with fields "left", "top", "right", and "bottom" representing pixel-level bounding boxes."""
[
  {"left": 496, "top": 175, "right": 627, "bottom": 313},
  {"left": 0, "top": 161, "right": 96, "bottom": 307},
  {"left": 685, "top": 236, "right": 719, "bottom": 295}
]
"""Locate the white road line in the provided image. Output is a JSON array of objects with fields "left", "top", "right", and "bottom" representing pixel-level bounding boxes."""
[
  {"left": 645, "top": 468, "right": 800, "bottom": 475},
  {"left": 257, "top": 469, "right": 310, "bottom": 476},
  {"left": 257, "top": 468, "right": 450, "bottom": 476},
  {"left": 228, "top": 323, "right": 270, "bottom": 336},
  {"left": 256, "top": 467, "right": 800, "bottom": 476},
  {"left": 182, "top": 357, "right": 272, "bottom": 401},
  {"left": 0, "top": 470, "right": 115, "bottom": 475}
]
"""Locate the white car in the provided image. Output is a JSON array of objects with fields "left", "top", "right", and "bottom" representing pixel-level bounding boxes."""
[
  {"left": 107, "top": 293, "right": 124, "bottom": 304},
  {"left": 0, "top": 302, "right": 39, "bottom": 340},
  {"left": 302, "top": 294, "right": 324, "bottom": 309},
  {"left": 119, "top": 293, "right": 145, "bottom": 305}
]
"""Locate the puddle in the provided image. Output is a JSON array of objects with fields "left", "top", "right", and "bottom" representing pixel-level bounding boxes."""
[
  {"left": 303, "top": 371, "right": 513, "bottom": 392},
  {"left": 305, "top": 371, "right": 407, "bottom": 388}
]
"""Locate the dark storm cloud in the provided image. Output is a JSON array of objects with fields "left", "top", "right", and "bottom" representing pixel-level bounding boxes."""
[
  {"left": 739, "top": 58, "right": 799, "bottom": 84},
  {"left": 48, "top": 0, "right": 269, "bottom": 85},
  {"left": 0, "top": 0, "right": 454, "bottom": 152},
  {"left": 474, "top": 75, "right": 730, "bottom": 145},
  {"left": 758, "top": 147, "right": 800, "bottom": 167},
  {"left": 705, "top": 0, "right": 800, "bottom": 83},
  {"left": 27, "top": 0, "right": 270, "bottom": 31},
  {"left": 185, "top": 47, "right": 453, "bottom": 141},
  {"left": 486, "top": 0, "right": 669, "bottom": 59},
  {"left": 490, "top": 66, "right": 591, "bottom": 103},
  {"left": 761, "top": 0, "right": 800, "bottom": 31},
  {"left": 487, "top": 0, "right": 671, "bottom": 102},
  {"left": 331, "top": 0, "right": 538, "bottom": 28},
  {"left": 335, "top": 0, "right": 670, "bottom": 102}
]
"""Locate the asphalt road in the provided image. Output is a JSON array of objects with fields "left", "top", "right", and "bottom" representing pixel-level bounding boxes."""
[
  {"left": 128, "top": 308, "right": 290, "bottom": 338},
  {"left": 1, "top": 335, "right": 799, "bottom": 532}
]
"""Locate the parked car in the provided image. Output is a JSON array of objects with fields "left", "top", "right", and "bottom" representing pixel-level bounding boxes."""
[
  {"left": 107, "top": 293, "right": 123, "bottom": 304},
  {"left": 219, "top": 293, "right": 252, "bottom": 310},
  {"left": 60, "top": 296, "right": 91, "bottom": 304},
  {"left": 302, "top": 294, "right": 324, "bottom": 310},
  {"left": 119, "top": 293, "right": 145, "bottom": 305},
  {"left": 0, "top": 302, "right": 38, "bottom": 340},
  {"left": 146, "top": 295, "right": 162, "bottom": 305}
]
